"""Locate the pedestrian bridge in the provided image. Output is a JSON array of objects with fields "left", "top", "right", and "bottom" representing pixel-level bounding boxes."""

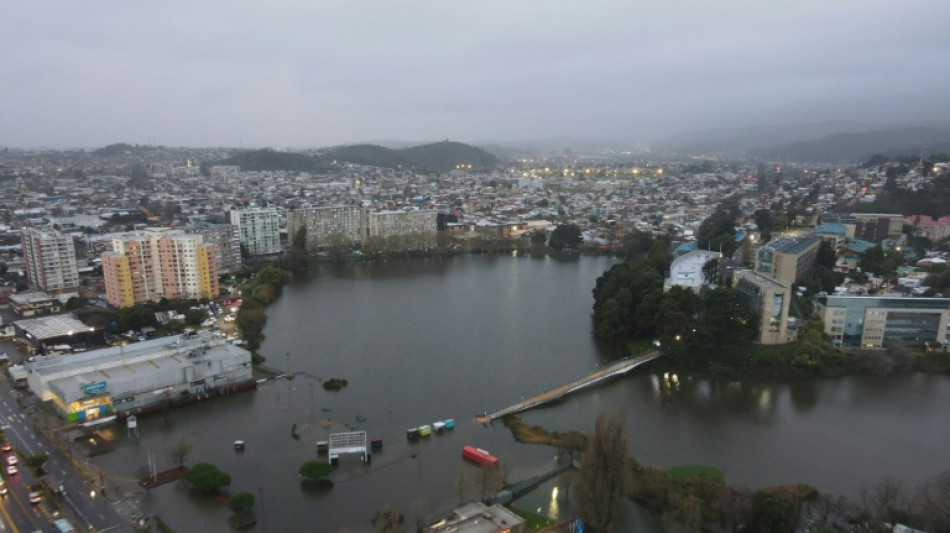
[{"left": 478, "top": 350, "right": 662, "bottom": 422}]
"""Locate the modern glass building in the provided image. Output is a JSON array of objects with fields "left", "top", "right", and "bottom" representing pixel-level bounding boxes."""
[{"left": 816, "top": 295, "right": 950, "bottom": 349}]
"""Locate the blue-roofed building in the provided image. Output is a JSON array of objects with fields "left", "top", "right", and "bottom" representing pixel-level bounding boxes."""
[
  {"left": 815, "top": 223, "right": 848, "bottom": 246},
  {"left": 843, "top": 239, "right": 876, "bottom": 255},
  {"left": 673, "top": 241, "right": 698, "bottom": 258}
]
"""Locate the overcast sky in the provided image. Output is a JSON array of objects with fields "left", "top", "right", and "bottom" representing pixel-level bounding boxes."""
[{"left": 3, "top": 1, "right": 949, "bottom": 148}]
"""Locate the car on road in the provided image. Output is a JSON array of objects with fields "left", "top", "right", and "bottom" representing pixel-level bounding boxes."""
[
  {"left": 5, "top": 465, "right": 17, "bottom": 476},
  {"left": 5, "top": 455, "right": 17, "bottom": 466},
  {"left": 28, "top": 491, "right": 42, "bottom": 504},
  {"left": 0, "top": 443, "right": 11, "bottom": 453}
]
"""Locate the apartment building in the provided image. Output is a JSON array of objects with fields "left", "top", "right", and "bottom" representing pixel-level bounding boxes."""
[
  {"left": 754, "top": 236, "right": 820, "bottom": 285},
  {"left": 102, "top": 228, "right": 218, "bottom": 308},
  {"left": 286, "top": 205, "right": 366, "bottom": 251},
  {"left": 230, "top": 208, "right": 281, "bottom": 256},
  {"left": 367, "top": 209, "right": 438, "bottom": 244},
  {"left": 816, "top": 294, "right": 950, "bottom": 349},
  {"left": 20, "top": 227, "right": 81, "bottom": 293},
  {"left": 187, "top": 224, "right": 243, "bottom": 274}
]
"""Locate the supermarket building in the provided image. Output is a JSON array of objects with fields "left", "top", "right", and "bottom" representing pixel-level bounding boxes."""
[{"left": 24, "top": 331, "right": 254, "bottom": 424}]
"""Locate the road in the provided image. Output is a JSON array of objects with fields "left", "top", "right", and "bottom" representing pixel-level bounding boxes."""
[{"left": 0, "top": 369, "right": 132, "bottom": 533}]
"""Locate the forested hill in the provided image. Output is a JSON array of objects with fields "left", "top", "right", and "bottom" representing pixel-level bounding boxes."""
[
  {"left": 750, "top": 126, "right": 950, "bottom": 163},
  {"left": 395, "top": 141, "right": 498, "bottom": 171},
  {"left": 218, "top": 141, "right": 497, "bottom": 173}
]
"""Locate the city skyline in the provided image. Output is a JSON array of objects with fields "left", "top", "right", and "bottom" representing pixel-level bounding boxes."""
[{"left": 3, "top": 0, "right": 949, "bottom": 148}]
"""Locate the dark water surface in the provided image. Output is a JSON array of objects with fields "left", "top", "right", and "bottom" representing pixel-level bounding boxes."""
[{"left": 92, "top": 255, "right": 950, "bottom": 532}]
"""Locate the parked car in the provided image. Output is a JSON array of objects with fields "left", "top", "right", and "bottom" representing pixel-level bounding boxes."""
[{"left": 6, "top": 465, "right": 17, "bottom": 476}]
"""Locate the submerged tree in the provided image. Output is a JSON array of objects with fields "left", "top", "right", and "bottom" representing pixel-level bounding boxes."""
[
  {"left": 575, "top": 412, "right": 632, "bottom": 533},
  {"left": 168, "top": 437, "right": 193, "bottom": 468}
]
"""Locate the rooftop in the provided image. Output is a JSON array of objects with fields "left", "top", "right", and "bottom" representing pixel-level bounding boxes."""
[
  {"left": 14, "top": 314, "right": 96, "bottom": 340},
  {"left": 424, "top": 502, "right": 524, "bottom": 533},
  {"left": 762, "top": 235, "right": 820, "bottom": 255}
]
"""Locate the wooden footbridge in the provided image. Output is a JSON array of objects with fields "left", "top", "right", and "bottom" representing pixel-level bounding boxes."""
[{"left": 478, "top": 350, "right": 662, "bottom": 423}]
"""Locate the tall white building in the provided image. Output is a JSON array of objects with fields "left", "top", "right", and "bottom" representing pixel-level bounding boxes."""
[
  {"left": 20, "top": 227, "right": 81, "bottom": 293},
  {"left": 230, "top": 208, "right": 281, "bottom": 256}
]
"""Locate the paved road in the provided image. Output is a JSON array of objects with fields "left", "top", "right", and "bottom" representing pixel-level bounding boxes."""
[{"left": 0, "top": 376, "right": 132, "bottom": 533}]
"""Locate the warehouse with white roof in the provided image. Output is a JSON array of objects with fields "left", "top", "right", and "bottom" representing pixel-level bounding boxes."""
[{"left": 24, "top": 331, "right": 254, "bottom": 425}]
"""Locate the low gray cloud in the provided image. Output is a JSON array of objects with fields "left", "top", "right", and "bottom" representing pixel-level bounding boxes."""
[{"left": 3, "top": 0, "right": 949, "bottom": 148}]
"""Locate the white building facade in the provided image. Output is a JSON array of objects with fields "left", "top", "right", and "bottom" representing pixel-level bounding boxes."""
[
  {"left": 230, "top": 208, "right": 281, "bottom": 256},
  {"left": 20, "top": 227, "right": 81, "bottom": 293}
]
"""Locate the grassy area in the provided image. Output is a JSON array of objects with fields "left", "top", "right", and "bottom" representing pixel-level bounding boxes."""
[
  {"left": 252, "top": 364, "right": 280, "bottom": 377},
  {"left": 668, "top": 465, "right": 725, "bottom": 484},
  {"left": 511, "top": 508, "right": 556, "bottom": 531},
  {"left": 502, "top": 416, "right": 559, "bottom": 446}
]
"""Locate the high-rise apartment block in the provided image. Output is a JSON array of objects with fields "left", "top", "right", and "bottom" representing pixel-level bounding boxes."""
[
  {"left": 367, "top": 210, "right": 438, "bottom": 242},
  {"left": 286, "top": 207, "right": 438, "bottom": 251},
  {"left": 287, "top": 206, "right": 367, "bottom": 251},
  {"left": 102, "top": 228, "right": 218, "bottom": 308},
  {"left": 230, "top": 208, "right": 281, "bottom": 256},
  {"left": 20, "top": 227, "right": 81, "bottom": 293},
  {"left": 187, "top": 224, "right": 243, "bottom": 274}
]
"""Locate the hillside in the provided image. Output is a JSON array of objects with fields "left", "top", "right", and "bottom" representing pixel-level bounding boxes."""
[
  {"left": 397, "top": 141, "right": 498, "bottom": 171},
  {"left": 751, "top": 126, "right": 950, "bottom": 163},
  {"left": 219, "top": 149, "right": 323, "bottom": 172},
  {"left": 322, "top": 144, "right": 407, "bottom": 168},
  {"left": 322, "top": 141, "right": 498, "bottom": 171}
]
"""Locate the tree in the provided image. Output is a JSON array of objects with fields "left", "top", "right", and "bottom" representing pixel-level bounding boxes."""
[
  {"left": 816, "top": 239, "right": 837, "bottom": 270},
  {"left": 914, "top": 470, "right": 950, "bottom": 533},
  {"left": 371, "top": 505, "right": 403, "bottom": 533},
  {"left": 228, "top": 491, "right": 255, "bottom": 513},
  {"left": 184, "top": 463, "right": 230, "bottom": 493},
  {"left": 693, "top": 287, "right": 758, "bottom": 353},
  {"left": 575, "top": 412, "right": 632, "bottom": 533},
  {"left": 753, "top": 209, "right": 775, "bottom": 242},
  {"left": 792, "top": 318, "right": 827, "bottom": 367},
  {"left": 24, "top": 453, "right": 48, "bottom": 477},
  {"left": 749, "top": 489, "right": 800, "bottom": 533},
  {"left": 862, "top": 477, "right": 911, "bottom": 527},
  {"left": 299, "top": 460, "right": 333, "bottom": 481},
  {"left": 168, "top": 437, "right": 193, "bottom": 468},
  {"left": 473, "top": 462, "right": 504, "bottom": 500},
  {"left": 292, "top": 225, "right": 307, "bottom": 251},
  {"left": 549, "top": 224, "right": 582, "bottom": 251}
]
